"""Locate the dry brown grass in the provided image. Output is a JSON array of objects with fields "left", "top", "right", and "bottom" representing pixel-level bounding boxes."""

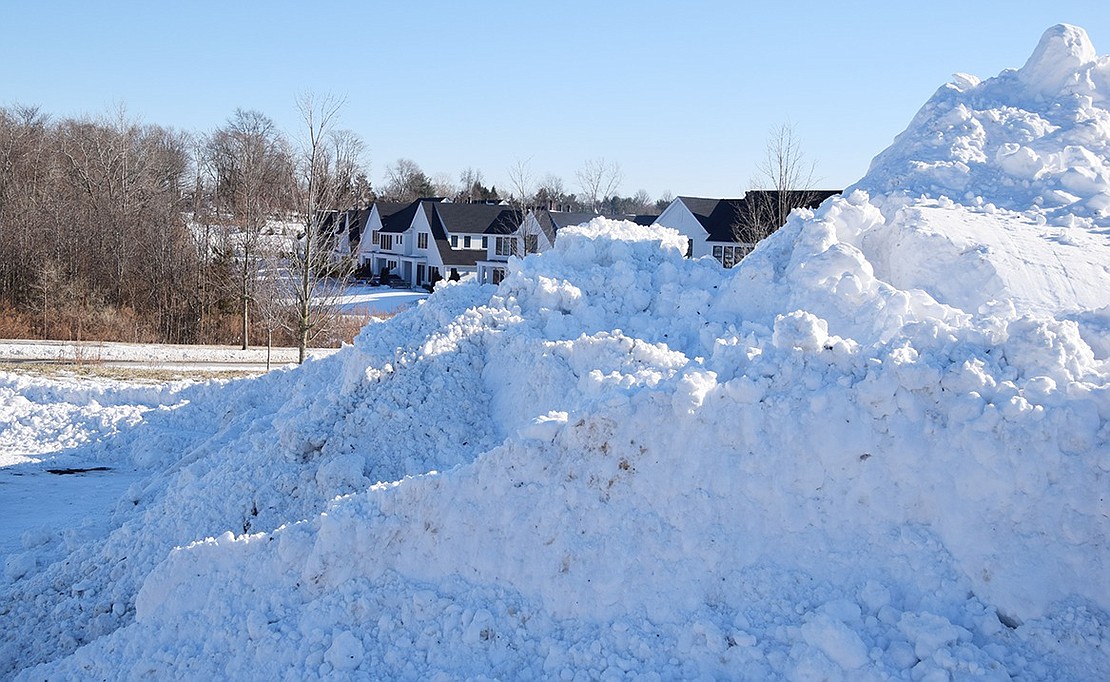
[{"left": 0, "top": 303, "right": 34, "bottom": 338}]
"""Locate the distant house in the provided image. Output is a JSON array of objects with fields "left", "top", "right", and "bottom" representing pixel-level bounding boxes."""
[
  {"left": 476, "top": 209, "right": 595, "bottom": 284},
  {"left": 323, "top": 207, "right": 371, "bottom": 263},
  {"left": 359, "top": 199, "right": 442, "bottom": 287},
  {"left": 315, "top": 208, "right": 366, "bottom": 264},
  {"left": 360, "top": 199, "right": 535, "bottom": 288},
  {"left": 428, "top": 202, "right": 512, "bottom": 284},
  {"left": 654, "top": 190, "right": 840, "bottom": 267},
  {"left": 356, "top": 201, "right": 410, "bottom": 267}
]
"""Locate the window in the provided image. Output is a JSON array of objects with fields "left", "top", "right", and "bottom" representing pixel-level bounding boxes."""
[
  {"left": 482, "top": 237, "right": 488, "bottom": 249},
  {"left": 371, "top": 230, "right": 379, "bottom": 245},
  {"left": 451, "top": 235, "right": 458, "bottom": 248},
  {"left": 379, "top": 234, "right": 393, "bottom": 250},
  {"left": 417, "top": 232, "right": 428, "bottom": 249},
  {"left": 464, "top": 236, "right": 471, "bottom": 249},
  {"left": 491, "top": 268, "right": 506, "bottom": 285},
  {"left": 686, "top": 239, "right": 694, "bottom": 258},
  {"left": 495, "top": 236, "right": 514, "bottom": 256},
  {"left": 397, "top": 234, "right": 403, "bottom": 244},
  {"left": 715, "top": 244, "right": 754, "bottom": 268},
  {"left": 524, "top": 234, "right": 539, "bottom": 254}
]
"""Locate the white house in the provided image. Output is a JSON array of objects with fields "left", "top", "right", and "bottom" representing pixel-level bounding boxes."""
[
  {"left": 360, "top": 199, "right": 526, "bottom": 288},
  {"left": 323, "top": 207, "right": 371, "bottom": 264},
  {"left": 356, "top": 201, "right": 410, "bottom": 269},
  {"left": 653, "top": 191, "right": 839, "bottom": 267},
  {"left": 476, "top": 209, "right": 595, "bottom": 284}
]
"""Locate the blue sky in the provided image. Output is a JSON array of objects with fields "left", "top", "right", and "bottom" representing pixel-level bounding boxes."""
[{"left": 2, "top": 1, "right": 1107, "bottom": 199}]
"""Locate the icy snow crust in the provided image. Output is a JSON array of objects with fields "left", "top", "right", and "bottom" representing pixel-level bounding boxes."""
[{"left": 4, "top": 24, "right": 1110, "bottom": 680}]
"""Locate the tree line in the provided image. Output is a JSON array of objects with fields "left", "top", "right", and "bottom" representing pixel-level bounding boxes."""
[
  {"left": 0, "top": 99, "right": 373, "bottom": 353},
  {"left": 0, "top": 101, "right": 677, "bottom": 349}
]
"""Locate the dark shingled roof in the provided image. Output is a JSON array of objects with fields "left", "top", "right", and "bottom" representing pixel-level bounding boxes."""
[
  {"left": 426, "top": 205, "right": 479, "bottom": 267},
  {"left": 372, "top": 201, "right": 408, "bottom": 222},
  {"left": 348, "top": 207, "right": 372, "bottom": 247},
  {"left": 377, "top": 199, "right": 444, "bottom": 233},
  {"left": 434, "top": 203, "right": 512, "bottom": 235},
  {"left": 540, "top": 211, "right": 597, "bottom": 243},
  {"left": 482, "top": 209, "right": 526, "bottom": 236},
  {"left": 677, "top": 190, "right": 840, "bottom": 242}
]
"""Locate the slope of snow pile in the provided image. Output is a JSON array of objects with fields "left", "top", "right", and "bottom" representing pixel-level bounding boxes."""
[
  {"left": 856, "top": 23, "right": 1110, "bottom": 316},
  {"left": 3, "top": 24, "right": 1109, "bottom": 681}
]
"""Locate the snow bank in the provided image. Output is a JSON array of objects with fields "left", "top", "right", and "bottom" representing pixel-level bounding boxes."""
[{"left": 3, "top": 24, "right": 1109, "bottom": 680}]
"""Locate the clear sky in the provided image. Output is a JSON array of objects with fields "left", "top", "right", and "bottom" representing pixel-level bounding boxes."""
[{"left": 2, "top": 1, "right": 1107, "bottom": 200}]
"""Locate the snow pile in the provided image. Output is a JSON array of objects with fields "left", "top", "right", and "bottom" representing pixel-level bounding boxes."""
[
  {"left": 858, "top": 23, "right": 1110, "bottom": 315},
  {"left": 3, "top": 24, "right": 1109, "bottom": 680},
  {"left": 0, "top": 373, "right": 194, "bottom": 467}
]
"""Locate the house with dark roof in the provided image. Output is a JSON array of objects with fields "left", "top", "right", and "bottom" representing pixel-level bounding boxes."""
[
  {"left": 653, "top": 190, "right": 839, "bottom": 267},
  {"left": 359, "top": 199, "right": 522, "bottom": 288},
  {"left": 476, "top": 209, "right": 595, "bottom": 284},
  {"left": 324, "top": 207, "right": 371, "bottom": 263}
]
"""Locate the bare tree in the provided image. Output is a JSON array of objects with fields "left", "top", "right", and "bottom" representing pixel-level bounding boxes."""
[
  {"left": 733, "top": 122, "right": 819, "bottom": 244},
  {"left": 459, "top": 166, "right": 484, "bottom": 202},
  {"left": 0, "top": 105, "right": 248, "bottom": 345},
  {"left": 286, "top": 93, "right": 366, "bottom": 363},
  {"left": 206, "top": 109, "right": 293, "bottom": 348},
  {"left": 534, "top": 173, "right": 567, "bottom": 209},
  {"left": 630, "top": 189, "right": 654, "bottom": 214},
  {"left": 381, "top": 158, "right": 434, "bottom": 201},
  {"left": 576, "top": 157, "right": 622, "bottom": 214},
  {"left": 654, "top": 190, "right": 674, "bottom": 213},
  {"left": 503, "top": 158, "right": 543, "bottom": 258}
]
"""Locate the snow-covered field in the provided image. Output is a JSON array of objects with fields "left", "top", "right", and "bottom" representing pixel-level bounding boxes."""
[
  {"left": 2, "top": 24, "right": 1109, "bottom": 680},
  {"left": 336, "top": 284, "right": 429, "bottom": 316}
]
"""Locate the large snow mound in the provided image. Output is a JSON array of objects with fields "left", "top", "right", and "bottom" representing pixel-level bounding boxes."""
[{"left": 3, "top": 24, "right": 1109, "bottom": 680}]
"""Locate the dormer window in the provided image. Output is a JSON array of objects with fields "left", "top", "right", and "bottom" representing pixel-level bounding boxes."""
[
  {"left": 451, "top": 235, "right": 458, "bottom": 248},
  {"left": 464, "top": 236, "right": 471, "bottom": 248}
]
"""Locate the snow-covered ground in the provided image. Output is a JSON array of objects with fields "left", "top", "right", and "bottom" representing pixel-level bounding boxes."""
[
  {"left": 2, "top": 24, "right": 1109, "bottom": 680},
  {"left": 0, "top": 339, "right": 337, "bottom": 372},
  {"left": 335, "top": 284, "right": 429, "bottom": 316}
]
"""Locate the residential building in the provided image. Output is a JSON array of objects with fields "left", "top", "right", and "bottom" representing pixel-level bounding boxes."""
[
  {"left": 476, "top": 209, "right": 595, "bottom": 284},
  {"left": 653, "top": 191, "right": 840, "bottom": 267}
]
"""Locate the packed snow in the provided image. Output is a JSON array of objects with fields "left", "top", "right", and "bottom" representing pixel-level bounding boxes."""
[{"left": 2, "top": 24, "right": 1108, "bottom": 680}]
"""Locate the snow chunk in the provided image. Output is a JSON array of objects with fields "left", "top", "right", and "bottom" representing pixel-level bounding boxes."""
[{"left": 1019, "top": 24, "right": 1099, "bottom": 97}]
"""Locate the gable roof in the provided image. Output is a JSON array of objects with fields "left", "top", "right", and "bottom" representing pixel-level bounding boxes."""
[
  {"left": 537, "top": 210, "right": 596, "bottom": 243},
  {"left": 426, "top": 205, "right": 501, "bottom": 267},
  {"left": 348, "top": 207, "right": 372, "bottom": 247},
  {"left": 372, "top": 201, "right": 408, "bottom": 223},
  {"left": 482, "top": 209, "right": 526, "bottom": 236},
  {"left": 676, "top": 190, "right": 840, "bottom": 242},
  {"left": 433, "top": 203, "right": 512, "bottom": 235},
  {"left": 378, "top": 199, "right": 442, "bottom": 233}
]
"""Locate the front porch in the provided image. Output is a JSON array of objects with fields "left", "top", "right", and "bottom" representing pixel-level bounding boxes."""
[
  {"left": 367, "top": 253, "right": 439, "bottom": 288},
  {"left": 476, "top": 259, "right": 508, "bottom": 285}
]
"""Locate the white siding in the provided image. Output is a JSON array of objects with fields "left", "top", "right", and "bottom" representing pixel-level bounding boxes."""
[{"left": 653, "top": 200, "right": 711, "bottom": 258}]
